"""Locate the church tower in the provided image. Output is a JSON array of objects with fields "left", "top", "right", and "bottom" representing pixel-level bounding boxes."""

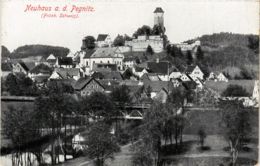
[{"left": 154, "top": 7, "right": 165, "bottom": 33}]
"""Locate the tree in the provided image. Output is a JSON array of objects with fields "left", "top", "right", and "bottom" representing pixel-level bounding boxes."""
[
  {"left": 221, "top": 84, "right": 250, "bottom": 97},
  {"left": 110, "top": 85, "right": 131, "bottom": 135},
  {"left": 5, "top": 73, "right": 39, "bottom": 96},
  {"left": 133, "top": 25, "right": 152, "bottom": 38},
  {"left": 248, "top": 35, "right": 259, "bottom": 51},
  {"left": 152, "top": 25, "right": 165, "bottom": 36},
  {"left": 2, "top": 105, "right": 46, "bottom": 165},
  {"left": 166, "top": 45, "right": 172, "bottom": 55},
  {"left": 186, "top": 50, "right": 193, "bottom": 65},
  {"left": 85, "top": 122, "right": 120, "bottom": 166},
  {"left": 196, "top": 46, "right": 204, "bottom": 61},
  {"left": 146, "top": 45, "right": 154, "bottom": 55},
  {"left": 110, "top": 85, "right": 131, "bottom": 106},
  {"left": 124, "top": 34, "right": 132, "bottom": 41},
  {"left": 220, "top": 100, "right": 251, "bottom": 166},
  {"left": 82, "top": 36, "right": 96, "bottom": 50},
  {"left": 1, "top": 45, "right": 10, "bottom": 58},
  {"left": 113, "top": 34, "right": 125, "bottom": 46},
  {"left": 122, "top": 68, "right": 134, "bottom": 79},
  {"left": 81, "top": 92, "right": 115, "bottom": 120},
  {"left": 198, "top": 127, "right": 206, "bottom": 148}
]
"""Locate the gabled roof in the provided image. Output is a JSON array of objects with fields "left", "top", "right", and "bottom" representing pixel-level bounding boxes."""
[
  {"left": 123, "top": 57, "right": 135, "bottom": 62},
  {"left": 17, "top": 61, "right": 36, "bottom": 72},
  {"left": 144, "top": 81, "right": 173, "bottom": 93},
  {"left": 34, "top": 75, "right": 49, "bottom": 83},
  {"left": 1, "top": 62, "right": 13, "bottom": 72},
  {"left": 47, "top": 59, "right": 56, "bottom": 64},
  {"left": 135, "top": 66, "right": 146, "bottom": 72},
  {"left": 54, "top": 68, "right": 80, "bottom": 79},
  {"left": 96, "top": 34, "right": 109, "bottom": 41},
  {"left": 83, "top": 49, "right": 96, "bottom": 59},
  {"left": 30, "top": 64, "right": 52, "bottom": 74},
  {"left": 74, "top": 77, "right": 104, "bottom": 90},
  {"left": 92, "top": 71, "right": 123, "bottom": 80},
  {"left": 99, "top": 80, "right": 120, "bottom": 91},
  {"left": 57, "top": 57, "right": 73, "bottom": 66},
  {"left": 48, "top": 79, "right": 76, "bottom": 88},
  {"left": 147, "top": 61, "right": 169, "bottom": 74},
  {"left": 154, "top": 7, "right": 164, "bottom": 13},
  {"left": 141, "top": 73, "right": 160, "bottom": 81},
  {"left": 185, "top": 65, "right": 196, "bottom": 73},
  {"left": 91, "top": 48, "right": 121, "bottom": 58}
]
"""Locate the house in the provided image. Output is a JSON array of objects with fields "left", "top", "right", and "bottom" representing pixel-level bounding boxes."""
[
  {"left": 185, "top": 65, "right": 204, "bottom": 80},
  {"left": 169, "top": 70, "right": 182, "bottom": 79},
  {"left": 123, "top": 57, "right": 136, "bottom": 69},
  {"left": 96, "top": 34, "right": 113, "bottom": 48},
  {"left": 141, "top": 73, "right": 161, "bottom": 83},
  {"left": 74, "top": 77, "right": 105, "bottom": 96},
  {"left": 132, "top": 66, "right": 148, "bottom": 78},
  {"left": 55, "top": 57, "right": 74, "bottom": 68},
  {"left": 49, "top": 68, "right": 81, "bottom": 80},
  {"left": 147, "top": 60, "right": 170, "bottom": 81},
  {"left": 252, "top": 80, "right": 259, "bottom": 101},
  {"left": 194, "top": 78, "right": 204, "bottom": 90},
  {"left": 1, "top": 62, "right": 13, "bottom": 78},
  {"left": 46, "top": 54, "right": 57, "bottom": 67},
  {"left": 79, "top": 47, "right": 124, "bottom": 71},
  {"left": 28, "top": 64, "right": 52, "bottom": 80},
  {"left": 180, "top": 73, "right": 192, "bottom": 82},
  {"left": 171, "top": 78, "right": 181, "bottom": 87},
  {"left": 144, "top": 80, "right": 173, "bottom": 99},
  {"left": 216, "top": 72, "right": 229, "bottom": 82},
  {"left": 12, "top": 61, "right": 35, "bottom": 75},
  {"left": 208, "top": 72, "right": 228, "bottom": 82},
  {"left": 208, "top": 72, "right": 216, "bottom": 81}
]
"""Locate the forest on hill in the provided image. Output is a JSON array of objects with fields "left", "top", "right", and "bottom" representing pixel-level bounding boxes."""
[
  {"left": 1, "top": 45, "right": 70, "bottom": 59},
  {"left": 198, "top": 32, "right": 258, "bottom": 68},
  {"left": 197, "top": 33, "right": 258, "bottom": 79}
]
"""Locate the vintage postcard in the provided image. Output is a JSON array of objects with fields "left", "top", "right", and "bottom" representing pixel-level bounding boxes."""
[{"left": 0, "top": 0, "right": 259, "bottom": 166}]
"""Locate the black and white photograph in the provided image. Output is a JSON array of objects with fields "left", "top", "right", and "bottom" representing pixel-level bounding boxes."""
[{"left": 0, "top": 0, "right": 259, "bottom": 165}]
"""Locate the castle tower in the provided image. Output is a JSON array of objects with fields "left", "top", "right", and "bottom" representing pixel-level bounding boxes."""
[{"left": 154, "top": 7, "right": 165, "bottom": 33}]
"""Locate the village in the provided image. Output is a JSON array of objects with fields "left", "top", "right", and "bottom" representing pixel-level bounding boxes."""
[{"left": 1, "top": 6, "right": 259, "bottom": 166}]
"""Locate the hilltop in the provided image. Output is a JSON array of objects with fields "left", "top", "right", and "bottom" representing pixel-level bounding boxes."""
[
  {"left": 189, "top": 32, "right": 259, "bottom": 79},
  {"left": 3, "top": 45, "right": 70, "bottom": 59}
]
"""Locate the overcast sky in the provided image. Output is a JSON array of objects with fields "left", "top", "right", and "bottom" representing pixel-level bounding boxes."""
[{"left": 1, "top": 0, "right": 258, "bottom": 53}]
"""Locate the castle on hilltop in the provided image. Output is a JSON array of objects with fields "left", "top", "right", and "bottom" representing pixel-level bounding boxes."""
[{"left": 125, "top": 7, "right": 165, "bottom": 53}]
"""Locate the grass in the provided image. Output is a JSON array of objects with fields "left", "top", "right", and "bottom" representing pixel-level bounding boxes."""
[
  {"left": 161, "top": 156, "right": 257, "bottom": 166},
  {"left": 184, "top": 109, "right": 259, "bottom": 137}
]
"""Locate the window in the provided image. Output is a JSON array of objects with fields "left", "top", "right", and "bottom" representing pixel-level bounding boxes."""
[
  {"left": 86, "top": 61, "right": 88, "bottom": 66},
  {"left": 100, "top": 61, "right": 102, "bottom": 63},
  {"left": 108, "top": 61, "right": 110, "bottom": 64},
  {"left": 93, "top": 61, "right": 95, "bottom": 64}
]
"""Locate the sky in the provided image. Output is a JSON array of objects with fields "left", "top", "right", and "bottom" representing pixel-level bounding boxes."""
[{"left": 1, "top": 0, "right": 259, "bottom": 53}]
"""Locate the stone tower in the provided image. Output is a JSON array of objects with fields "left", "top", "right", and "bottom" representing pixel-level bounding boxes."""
[{"left": 154, "top": 7, "right": 165, "bottom": 33}]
